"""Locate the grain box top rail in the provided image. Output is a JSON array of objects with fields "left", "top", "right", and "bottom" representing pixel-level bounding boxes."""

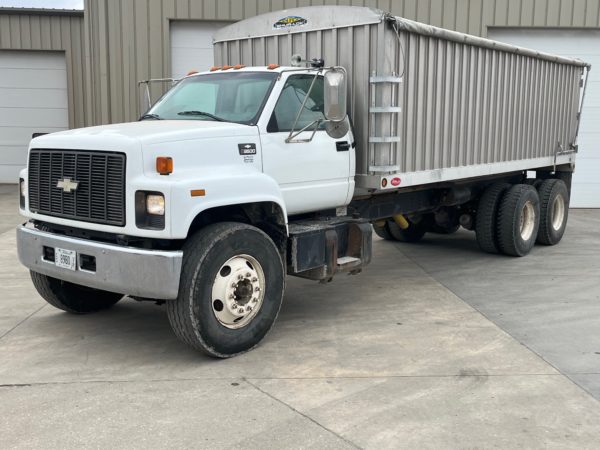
[{"left": 213, "top": 5, "right": 590, "bottom": 69}]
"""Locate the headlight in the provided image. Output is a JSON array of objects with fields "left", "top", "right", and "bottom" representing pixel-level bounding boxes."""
[
  {"left": 19, "top": 178, "right": 26, "bottom": 209},
  {"left": 146, "top": 194, "right": 165, "bottom": 216},
  {"left": 135, "top": 191, "right": 165, "bottom": 230}
]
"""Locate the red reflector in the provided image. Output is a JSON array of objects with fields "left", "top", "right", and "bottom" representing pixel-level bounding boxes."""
[{"left": 391, "top": 177, "right": 401, "bottom": 186}]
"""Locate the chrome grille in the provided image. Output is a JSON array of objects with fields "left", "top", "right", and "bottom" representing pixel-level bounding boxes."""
[{"left": 28, "top": 149, "right": 126, "bottom": 226}]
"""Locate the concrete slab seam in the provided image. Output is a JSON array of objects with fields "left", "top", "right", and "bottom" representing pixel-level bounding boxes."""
[
  {"left": 0, "top": 303, "right": 46, "bottom": 341},
  {"left": 243, "top": 378, "right": 363, "bottom": 449},
  {"left": 0, "top": 373, "right": 584, "bottom": 391}
]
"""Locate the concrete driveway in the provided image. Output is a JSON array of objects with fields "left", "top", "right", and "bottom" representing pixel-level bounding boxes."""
[{"left": 1, "top": 186, "right": 599, "bottom": 449}]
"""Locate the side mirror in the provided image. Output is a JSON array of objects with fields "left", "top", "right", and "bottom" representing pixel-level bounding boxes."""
[{"left": 324, "top": 69, "right": 347, "bottom": 122}]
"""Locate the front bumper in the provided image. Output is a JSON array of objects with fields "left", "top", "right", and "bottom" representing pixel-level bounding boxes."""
[{"left": 16, "top": 225, "right": 183, "bottom": 299}]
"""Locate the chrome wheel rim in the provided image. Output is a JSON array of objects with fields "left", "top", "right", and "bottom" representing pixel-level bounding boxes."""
[
  {"left": 211, "top": 254, "right": 265, "bottom": 329},
  {"left": 520, "top": 200, "right": 535, "bottom": 241},
  {"left": 551, "top": 194, "right": 565, "bottom": 231}
]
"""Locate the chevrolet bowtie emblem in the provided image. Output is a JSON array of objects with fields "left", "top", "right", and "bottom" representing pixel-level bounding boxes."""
[{"left": 56, "top": 178, "right": 79, "bottom": 193}]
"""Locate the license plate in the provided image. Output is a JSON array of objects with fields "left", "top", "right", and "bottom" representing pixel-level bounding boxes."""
[{"left": 55, "top": 248, "right": 77, "bottom": 271}]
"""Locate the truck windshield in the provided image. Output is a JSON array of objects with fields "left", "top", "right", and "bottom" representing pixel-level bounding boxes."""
[{"left": 145, "top": 72, "right": 278, "bottom": 125}]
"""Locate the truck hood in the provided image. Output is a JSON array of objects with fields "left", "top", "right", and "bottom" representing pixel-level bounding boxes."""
[{"left": 30, "top": 120, "right": 258, "bottom": 151}]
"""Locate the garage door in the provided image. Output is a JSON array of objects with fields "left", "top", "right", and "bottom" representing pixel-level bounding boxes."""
[
  {"left": 488, "top": 29, "right": 600, "bottom": 208},
  {"left": 0, "top": 50, "right": 69, "bottom": 183},
  {"left": 170, "top": 21, "right": 231, "bottom": 80}
]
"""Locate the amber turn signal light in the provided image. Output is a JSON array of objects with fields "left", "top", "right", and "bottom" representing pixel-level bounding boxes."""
[
  {"left": 186, "top": 70, "right": 198, "bottom": 76},
  {"left": 156, "top": 156, "right": 173, "bottom": 175},
  {"left": 210, "top": 66, "right": 221, "bottom": 71},
  {"left": 267, "top": 63, "right": 280, "bottom": 70}
]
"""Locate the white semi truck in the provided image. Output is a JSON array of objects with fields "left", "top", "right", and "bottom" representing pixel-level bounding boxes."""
[{"left": 17, "top": 7, "right": 589, "bottom": 357}]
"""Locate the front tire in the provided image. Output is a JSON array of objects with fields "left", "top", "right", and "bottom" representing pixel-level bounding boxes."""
[
  {"left": 167, "top": 222, "right": 285, "bottom": 358},
  {"left": 30, "top": 272, "right": 123, "bottom": 314}
]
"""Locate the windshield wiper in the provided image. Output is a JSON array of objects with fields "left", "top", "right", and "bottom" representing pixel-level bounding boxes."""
[
  {"left": 139, "top": 113, "right": 162, "bottom": 121},
  {"left": 177, "top": 110, "right": 227, "bottom": 122}
]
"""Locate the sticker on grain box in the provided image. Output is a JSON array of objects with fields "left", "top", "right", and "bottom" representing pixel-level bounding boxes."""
[{"left": 274, "top": 16, "right": 307, "bottom": 30}]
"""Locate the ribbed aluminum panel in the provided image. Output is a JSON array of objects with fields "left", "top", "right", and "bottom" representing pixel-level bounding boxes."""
[{"left": 215, "top": 7, "right": 587, "bottom": 190}]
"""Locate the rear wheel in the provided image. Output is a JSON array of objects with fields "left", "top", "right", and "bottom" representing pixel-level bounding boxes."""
[
  {"left": 167, "top": 222, "right": 284, "bottom": 358},
  {"left": 536, "top": 179, "right": 569, "bottom": 245},
  {"left": 496, "top": 184, "right": 540, "bottom": 256},
  {"left": 30, "top": 272, "right": 123, "bottom": 314},
  {"left": 475, "top": 183, "right": 511, "bottom": 253}
]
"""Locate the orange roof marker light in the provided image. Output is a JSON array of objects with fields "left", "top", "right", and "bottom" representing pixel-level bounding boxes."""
[
  {"left": 233, "top": 64, "right": 246, "bottom": 70},
  {"left": 156, "top": 156, "right": 173, "bottom": 175},
  {"left": 186, "top": 70, "right": 198, "bottom": 76},
  {"left": 210, "top": 66, "right": 221, "bottom": 72},
  {"left": 222, "top": 65, "right": 233, "bottom": 70},
  {"left": 267, "top": 63, "right": 280, "bottom": 70}
]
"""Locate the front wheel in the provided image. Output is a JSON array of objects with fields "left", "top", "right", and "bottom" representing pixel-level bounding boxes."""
[
  {"left": 167, "top": 222, "right": 285, "bottom": 358},
  {"left": 30, "top": 272, "right": 123, "bottom": 314}
]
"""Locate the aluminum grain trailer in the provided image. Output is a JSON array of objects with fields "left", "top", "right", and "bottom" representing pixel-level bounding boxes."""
[{"left": 214, "top": 5, "right": 590, "bottom": 257}]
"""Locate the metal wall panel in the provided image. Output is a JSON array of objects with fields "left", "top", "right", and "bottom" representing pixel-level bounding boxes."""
[
  {"left": 3, "top": 1, "right": 598, "bottom": 127},
  {"left": 0, "top": 10, "right": 87, "bottom": 129}
]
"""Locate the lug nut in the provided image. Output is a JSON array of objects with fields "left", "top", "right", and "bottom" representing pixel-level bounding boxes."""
[
  {"left": 231, "top": 283, "right": 237, "bottom": 288},
  {"left": 254, "top": 287, "right": 260, "bottom": 292},
  {"left": 252, "top": 297, "right": 258, "bottom": 303},
  {"left": 246, "top": 305, "right": 252, "bottom": 312},
  {"left": 251, "top": 277, "right": 258, "bottom": 282},
  {"left": 238, "top": 274, "right": 244, "bottom": 280},
  {"left": 238, "top": 308, "right": 244, "bottom": 314},
  {"left": 245, "top": 272, "right": 251, "bottom": 277},
  {"left": 229, "top": 294, "right": 235, "bottom": 299}
]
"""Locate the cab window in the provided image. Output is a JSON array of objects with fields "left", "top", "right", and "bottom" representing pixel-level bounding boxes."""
[{"left": 268, "top": 74, "right": 326, "bottom": 132}]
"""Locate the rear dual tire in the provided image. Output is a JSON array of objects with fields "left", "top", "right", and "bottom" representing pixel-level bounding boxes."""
[
  {"left": 475, "top": 183, "right": 511, "bottom": 253},
  {"left": 536, "top": 179, "right": 569, "bottom": 245},
  {"left": 475, "top": 179, "right": 568, "bottom": 256},
  {"left": 496, "top": 184, "right": 540, "bottom": 257}
]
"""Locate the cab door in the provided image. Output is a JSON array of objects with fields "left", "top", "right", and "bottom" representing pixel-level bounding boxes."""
[{"left": 259, "top": 74, "right": 353, "bottom": 215}]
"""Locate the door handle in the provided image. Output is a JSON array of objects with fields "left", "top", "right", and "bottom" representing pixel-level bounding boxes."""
[{"left": 336, "top": 141, "right": 350, "bottom": 152}]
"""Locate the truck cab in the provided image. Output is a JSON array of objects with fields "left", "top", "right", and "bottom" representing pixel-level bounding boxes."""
[{"left": 17, "top": 63, "right": 369, "bottom": 358}]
